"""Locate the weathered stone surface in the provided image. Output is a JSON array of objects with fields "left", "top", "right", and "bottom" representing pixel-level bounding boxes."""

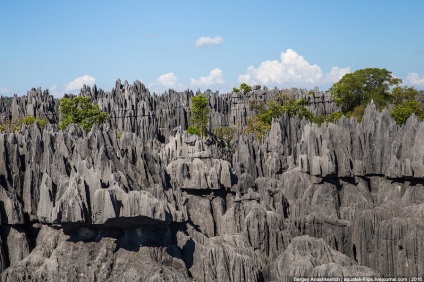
[
  {"left": 2, "top": 225, "right": 189, "bottom": 282},
  {"left": 272, "top": 236, "right": 378, "bottom": 280},
  {"left": 1, "top": 84, "right": 424, "bottom": 280}
]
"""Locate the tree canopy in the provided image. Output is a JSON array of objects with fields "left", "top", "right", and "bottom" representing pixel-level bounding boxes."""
[
  {"left": 233, "top": 83, "right": 252, "bottom": 94},
  {"left": 187, "top": 94, "right": 209, "bottom": 137},
  {"left": 329, "top": 68, "right": 402, "bottom": 112},
  {"left": 59, "top": 96, "right": 108, "bottom": 132},
  {"left": 247, "top": 93, "right": 314, "bottom": 139}
]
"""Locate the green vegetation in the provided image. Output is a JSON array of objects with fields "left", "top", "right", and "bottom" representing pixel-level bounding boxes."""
[
  {"left": 389, "top": 86, "right": 424, "bottom": 125},
  {"left": 329, "top": 69, "right": 424, "bottom": 125},
  {"left": 233, "top": 83, "right": 252, "bottom": 94},
  {"left": 213, "top": 126, "right": 235, "bottom": 144},
  {"left": 59, "top": 96, "right": 108, "bottom": 132},
  {"left": 213, "top": 126, "right": 235, "bottom": 161},
  {"left": 246, "top": 93, "right": 314, "bottom": 139},
  {"left": 245, "top": 67, "right": 424, "bottom": 139},
  {"left": 391, "top": 100, "right": 424, "bottom": 125},
  {"left": 187, "top": 94, "right": 209, "bottom": 137},
  {"left": 0, "top": 116, "right": 49, "bottom": 133},
  {"left": 330, "top": 68, "right": 402, "bottom": 113},
  {"left": 239, "top": 83, "right": 252, "bottom": 93}
]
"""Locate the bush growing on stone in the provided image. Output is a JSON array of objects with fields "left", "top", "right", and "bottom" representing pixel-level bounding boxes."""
[
  {"left": 247, "top": 93, "right": 314, "bottom": 139},
  {"left": 0, "top": 116, "right": 48, "bottom": 132},
  {"left": 239, "top": 83, "right": 252, "bottom": 93},
  {"left": 213, "top": 126, "right": 235, "bottom": 143},
  {"left": 388, "top": 86, "right": 424, "bottom": 125},
  {"left": 188, "top": 94, "right": 209, "bottom": 137},
  {"left": 391, "top": 100, "right": 424, "bottom": 125},
  {"left": 213, "top": 126, "right": 235, "bottom": 161},
  {"left": 59, "top": 96, "right": 108, "bottom": 132},
  {"left": 232, "top": 83, "right": 252, "bottom": 94}
]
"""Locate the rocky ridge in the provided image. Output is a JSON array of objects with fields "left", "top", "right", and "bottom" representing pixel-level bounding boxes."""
[{"left": 0, "top": 81, "right": 423, "bottom": 281}]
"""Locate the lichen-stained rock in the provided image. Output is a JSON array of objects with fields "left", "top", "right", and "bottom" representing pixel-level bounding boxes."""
[{"left": 271, "top": 236, "right": 378, "bottom": 281}]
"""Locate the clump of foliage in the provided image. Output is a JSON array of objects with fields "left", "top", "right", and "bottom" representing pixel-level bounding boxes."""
[
  {"left": 330, "top": 68, "right": 402, "bottom": 114},
  {"left": 326, "top": 111, "right": 344, "bottom": 123},
  {"left": 187, "top": 94, "right": 209, "bottom": 137},
  {"left": 18, "top": 116, "right": 49, "bottom": 128},
  {"left": 232, "top": 83, "right": 252, "bottom": 94},
  {"left": 213, "top": 126, "right": 235, "bottom": 144},
  {"left": 239, "top": 83, "right": 252, "bottom": 93},
  {"left": 0, "top": 116, "right": 48, "bottom": 133},
  {"left": 213, "top": 126, "right": 235, "bottom": 161},
  {"left": 246, "top": 93, "right": 314, "bottom": 139},
  {"left": 389, "top": 86, "right": 424, "bottom": 125},
  {"left": 59, "top": 96, "right": 108, "bottom": 132},
  {"left": 391, "top": 100, "right": 424, "bottom": 125},
  {"left": 329, "top": 68, "right": 424, "bottom": 125}
]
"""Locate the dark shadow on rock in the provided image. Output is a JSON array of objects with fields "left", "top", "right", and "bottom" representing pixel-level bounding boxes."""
[{"left": 63, "top": 222, "right": 170, "bottom": 253}]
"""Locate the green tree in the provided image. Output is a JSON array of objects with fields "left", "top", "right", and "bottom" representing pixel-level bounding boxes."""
[
  {"left": 330, "top": 68, "right": 402, "bottom": 112},
  {"left": 59, "top": 96, "right": 108, "bottom": 132},
  {"left": 239, "top": 83, "right": 252, "bottom": 93},
  {"left": 247, "top": 93, "right": 314, "bottom": 139},
  {"left": 187, "top": 94, "right": 209, "bottom": 137},
  {"left": 232, "top": 83, "right": 252, "bottom": 94},
  {"left": 391, "top": 100, "right": 424, "bottom": 125},
  {"left": 390, "top": 86, "right": 418, "bottom": 104},
  {"left": 388, "top": 86, "right": 424, "bottom": 125}
]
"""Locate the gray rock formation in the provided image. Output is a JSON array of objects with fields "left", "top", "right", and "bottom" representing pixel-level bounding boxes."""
[{"left": 0, "top": 82, "right": 423, "bottom": 281}]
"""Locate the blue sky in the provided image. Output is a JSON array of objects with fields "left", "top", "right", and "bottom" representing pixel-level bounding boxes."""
[{"left": 1, "top": 0, "right": 424, "bottom": 97}]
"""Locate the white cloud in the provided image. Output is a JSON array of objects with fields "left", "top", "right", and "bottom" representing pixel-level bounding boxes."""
[
  {"left": 190, "top": 68, "right": 225, "bottom": 87},
  {"left": 322, "top": 66, "right": 351, "bottom": 84},
  {"left": 195, "top": 36, "right": 223, "bottom": 48},
  {"left": 238, "top": 49, "right": 350, "bottom": 88},
  {"left": 149, "top": 72, "right": 186, "bottom": 92},
  {"left": 65, "top": 75, "right": 96, "bottom": 93},
  {"left": 0, "top": 88, "right": 10, "bottom": 95},
  {"left": 157, "top": 72, "right": 178, "bottom": 87},
  {"left": 406, "top": 73, "right": 424, "bottom": 86}
]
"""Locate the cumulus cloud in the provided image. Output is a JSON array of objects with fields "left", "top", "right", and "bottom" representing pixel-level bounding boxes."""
[
  {"left": 149, "top": 72, "right": 186, "bottom": 92},
  {"left": 0, "top": 88, "right": 10, "bottom": 95},
  {"left": 195, "top": 36, "right": 223, "bottom": 48},
  {"left": 65, "top": 75, "right": 96, "bottom": 93},
  {"left": 322, "top": 66, "right": 351, "bottom": 84},
  {"left": 156, "top": 72, "right": 178, "bottom": 87},
  {"left": 406, "top": 73, "right": 424, "bottom": 86},
  {"left": 238, "top": 49, "right": 350, "bottom": 88},
  {"left": 190, "top": 68, "right": 224, "bottom": 87}
]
